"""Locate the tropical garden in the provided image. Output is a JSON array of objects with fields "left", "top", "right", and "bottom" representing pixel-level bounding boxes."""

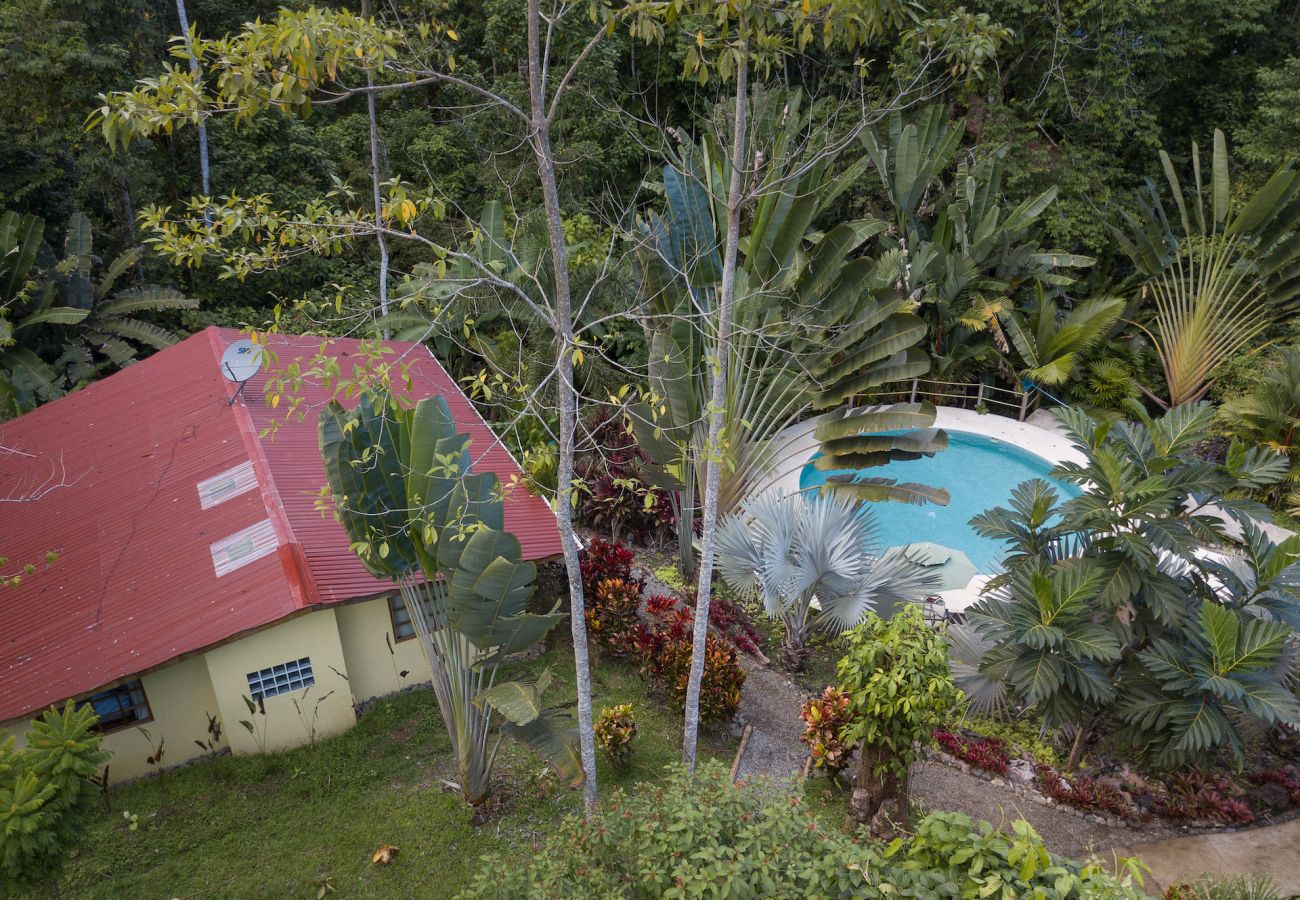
[{"left": 3, "top": 0, "right": 1300, "bottom": 896}]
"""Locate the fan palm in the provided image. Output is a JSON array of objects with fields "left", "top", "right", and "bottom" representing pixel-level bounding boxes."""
[
  {"left": 1114, "top": 130, "right": 1300, "bottom": 407},
  {"left": 715, "top": 491, "right": 938, "bottom": 670}
]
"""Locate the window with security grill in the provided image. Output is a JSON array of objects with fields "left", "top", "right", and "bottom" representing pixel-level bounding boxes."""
[
  {"left": 83, "top": 680, "right": 152, "bottom": 733},
  {"left": 246, "top": 657, "right": 314, "bottom": 701},
  {"left": 388, "top": 594, "right": 415, "bottom": 642}
]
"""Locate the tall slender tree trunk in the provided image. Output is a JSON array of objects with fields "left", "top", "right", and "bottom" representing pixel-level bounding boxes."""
[
  {"left": 174, "top": 0, "right": 211, "bottom": 224},
  {"left": 682, "top": 42, "right": 748, "bottom": 773},
  {"left": 525, "top": 0, "right": 598, "bottom": 813},
  {"left": 361, "top": 0, "right": 389, "bottom": 330}
]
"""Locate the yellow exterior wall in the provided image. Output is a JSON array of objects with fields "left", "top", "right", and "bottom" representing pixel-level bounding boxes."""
[
  {"left": 335, "top": 594, "right": 432, "bottom": 703},
  {"left": 202, "top": 608, "right": 356, "bottom": 756},
  {"left": 2, "top": 601, "right": 422, "bottom": 784},
  {"left": 1, "top": 654, "right": 225, "bottom": 784}
]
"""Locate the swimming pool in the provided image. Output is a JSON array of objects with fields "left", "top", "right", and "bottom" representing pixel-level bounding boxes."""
[{"left": 798, "top": 430, "right": 1080, "bottom": 572}]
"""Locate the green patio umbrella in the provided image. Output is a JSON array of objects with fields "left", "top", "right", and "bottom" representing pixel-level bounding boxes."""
[{"left": 897, "top": 541, "right": 979, "bottom": 592}]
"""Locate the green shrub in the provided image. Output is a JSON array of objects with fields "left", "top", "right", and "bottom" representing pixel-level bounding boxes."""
[
  {"left": 0, "top": 702, "right": 110, "bottom": 895},
  {"left": 594, "top": 704, "right": 638, "bottom": 767},
  {"left": 459, "top": 763, "right": 1146, "bottom": 899},
  {"left": 964, "top": 716, "right": 1062, "bottom": 768},
  {"left": 837, "top": 606, "right": 960, "bottom": 826}
]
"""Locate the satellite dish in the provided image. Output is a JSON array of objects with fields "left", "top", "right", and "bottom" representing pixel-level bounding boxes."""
[{"left": 219, "top": 339, "right": 266, "bottom": 404}]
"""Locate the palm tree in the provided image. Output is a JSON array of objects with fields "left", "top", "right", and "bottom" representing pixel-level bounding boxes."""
[
  {"left": 1114, "top": 130, "right": 1300, "bottom": 407},
  {"left": 1223, "top": 346, "right": 1300, "bottom": 511},
  {"left": 714, "top": 491, "right": 938, "bottom": 670},
  {"left": 994, "top": 290, "right": 1125, "bottom": 388}
]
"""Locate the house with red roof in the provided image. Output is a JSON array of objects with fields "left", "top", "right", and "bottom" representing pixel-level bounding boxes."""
[{"left": 0, "top": 327, "right": 561, "bottom": 781}]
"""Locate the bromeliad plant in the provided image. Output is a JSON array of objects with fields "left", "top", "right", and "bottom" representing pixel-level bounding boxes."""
[
  {"left": 715, "top": 491, "right": 938, "bottom": 670},
  {"left": 959, "top": 403, "right": 1300, "bottom": 770},
  {"left": 319, "top": 389, "right": 577, "bottom": 805}
]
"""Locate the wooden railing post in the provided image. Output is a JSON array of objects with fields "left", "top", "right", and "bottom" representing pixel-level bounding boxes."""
[
  {"left": 910, "top": 379, "right": 919, "bottom": 404},
  {"left": 1018, "top": 387, "right": 1030, "bottom": 421},
  {"left": 976, "top": 382, "right": 986, "bottom": 408}
]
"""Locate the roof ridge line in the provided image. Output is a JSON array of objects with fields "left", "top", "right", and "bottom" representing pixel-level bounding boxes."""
[{"left": 206, "top": 328, "right": 322, "bottom": 608}]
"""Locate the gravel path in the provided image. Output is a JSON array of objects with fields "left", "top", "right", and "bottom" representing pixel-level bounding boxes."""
[{"left": 728, "top": 653, "right": 1163, "bottom": 861}]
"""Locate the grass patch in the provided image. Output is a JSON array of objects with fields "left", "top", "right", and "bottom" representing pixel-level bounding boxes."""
[{"left": 48, "top": 640, "right": 735, "bottom": 899}]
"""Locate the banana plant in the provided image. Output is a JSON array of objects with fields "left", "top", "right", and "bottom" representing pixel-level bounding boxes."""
[
  {"left": 1114, "top": 131, "right": 1300, "bottom": 406},
  {"left": 630, "top": 91, "right": 948, "bottom": 573},
  {"left": 319, "top": 389, "right": 577, "bottom": 805},
  {"left": 860, "top": 105, "right": 1096, "bottom": 385},
  {"left": 0, "top": 210, "right": 196, "bottom": 419},
  {"left": 714, "top": 491, "right": 938, "bottom": 670}
]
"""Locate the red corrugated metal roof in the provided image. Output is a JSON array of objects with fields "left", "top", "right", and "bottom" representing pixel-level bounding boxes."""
[{"left": 0, "top": 327, "right": 561, "bottom": 721}]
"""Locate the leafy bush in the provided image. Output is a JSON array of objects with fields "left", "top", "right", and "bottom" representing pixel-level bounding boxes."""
[
  {"left": 579, "top": 537, "right": 637, "bottom": 597},
  {"left": 1153, "top": 770, "right": 1254, "bottom": 825},
  {"left": 963, "top": 716, "right": 1061, "bottom": 767},
  {"left": 962, "top": 404, "right": 1300, "bottom": 769},
  {"left": 634, "top": 625, "right": 744, "bottom": 723},
  {"left": 837, "top": 606, "right": 960, "bottom": 826},
  {"left": 932, "top": 729, "right": 1011, "bottom": 776},
  {"left": 575, "top": 411, "right": 673, "bottom": 545},
  {"left": 459, "top": 763, "right": 1146, "bottom": 899},
  {"left": 584, "top": 577, "right": 643, "bottom": 658},
  {"left": 594, "top": 704, "right": 638, "bottom": 767},
  {"left": 647, "top": 572, "right": 764, "bottom": 657},
  {"left": 0, "top": 702, "right": 111, "bottom": 895},
  {"left": 801, "top": 687, "right": 855, "bottom": 774}
]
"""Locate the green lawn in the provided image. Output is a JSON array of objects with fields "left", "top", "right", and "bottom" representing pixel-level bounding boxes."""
[{"left": 51, "top": 641, "right": 737, "bottom": 899}]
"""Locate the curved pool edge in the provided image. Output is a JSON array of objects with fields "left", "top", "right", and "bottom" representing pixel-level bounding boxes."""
[{"left": 762, "top": 406, "right": 1086, "bottom": 502}]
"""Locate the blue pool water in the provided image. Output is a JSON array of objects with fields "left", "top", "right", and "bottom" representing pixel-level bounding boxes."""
[{"left": 799, "top": 430, "right": 1080, "bottom": 572}]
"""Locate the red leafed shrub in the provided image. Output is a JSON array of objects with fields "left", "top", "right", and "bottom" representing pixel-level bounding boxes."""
[
  {"left": 634, "top": 625, "right": 744, "bottom": 722},
  {"left": 580, "top": 538, "right": 637, "bottom": 596},
  {"left": 801, "top": 688, "right": 855, "bottom": 773},
  {"left": 1034, "top": 765, "right": 1131, "bottom": 818},
  {"left": 1248, "top": 768, "right": 1300, "bottom": 806},
  {"left": 575, "top": 411, "right": 674, "bottom": 545},
  {"left": 1153, "top": 770, "right": 1254, "bottom": 825},
  {"left": 585, "top": 578, "right": 643, "bottom": 658},
  {"left": 932, "top": 729, "right": 1010, "bottom": 776},
  {"left": 648, "top": 584, "right": 763, "bottom": 658},
  {"left": 644, "top": 593, "right": 679, "bottom": 622}
]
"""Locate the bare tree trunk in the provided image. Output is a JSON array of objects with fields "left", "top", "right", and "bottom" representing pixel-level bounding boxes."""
[
  {"left": 525, "top": 0, "right": 598, "bottom": 813},
  {"left": 849, "top": 741, "right": 910, "bottom": 837},
  {"left": 682, "top": 42, "right": 748, "bottom": 773},
  {"left": 174, "top": 0, "right": 211, "bottom": 224},
  {"left": 361, "top": 0, "right": 389, "bottom": 330}
]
